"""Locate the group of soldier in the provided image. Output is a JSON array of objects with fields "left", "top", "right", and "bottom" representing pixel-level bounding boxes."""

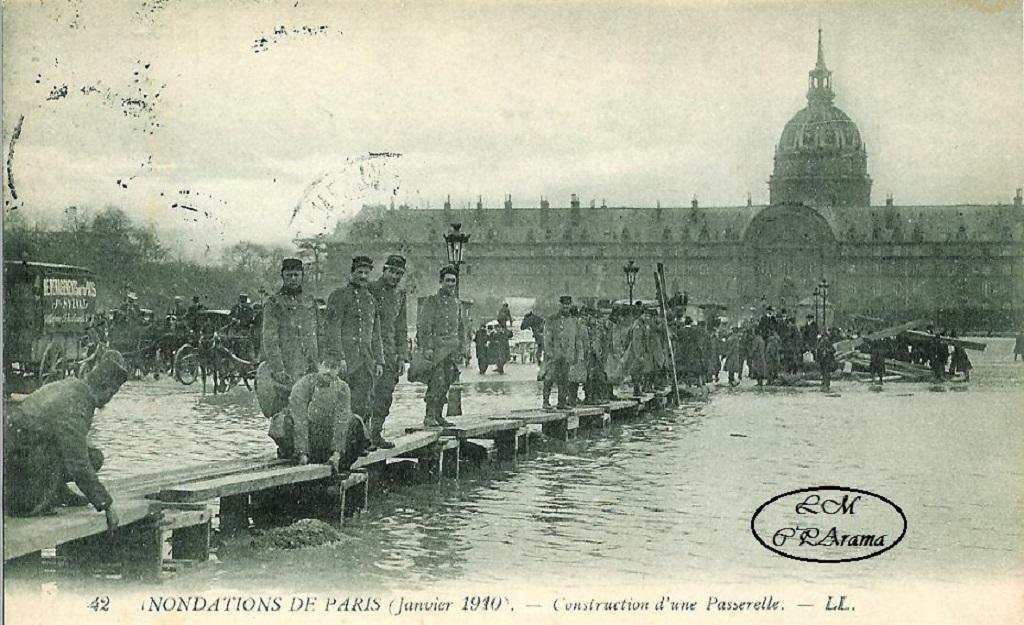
[
  {"left": 256, "top": 255, "right": 468, "bottom": 473},
  {"left": 532, "top": 299, "right": 846, "bottom": 407}
]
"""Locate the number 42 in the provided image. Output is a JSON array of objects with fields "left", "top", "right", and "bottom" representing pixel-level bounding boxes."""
[{"left": 87, "top": 596, "right": 110, "bottom": 612}]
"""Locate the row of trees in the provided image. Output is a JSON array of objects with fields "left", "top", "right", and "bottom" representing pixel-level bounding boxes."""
[{"left": 4, "top": 206, "right": 295, "bottom": 314}]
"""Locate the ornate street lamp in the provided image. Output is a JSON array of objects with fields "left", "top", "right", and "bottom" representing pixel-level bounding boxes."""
[
  {"left": 443, "top": 223, "right": 470, "bottom": 296},
  {"left": 623, "top": 259, "right": 640, "bottom": 305},
  {"left": 818, "top": 278, "right": 830, "bottom": 329}
]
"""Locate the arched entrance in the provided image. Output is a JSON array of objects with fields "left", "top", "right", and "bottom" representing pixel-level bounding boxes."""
[{"left": 741, "top": 204, "right": 837, "bottom": 310}]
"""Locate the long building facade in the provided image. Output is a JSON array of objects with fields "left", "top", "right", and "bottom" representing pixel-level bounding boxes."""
[{"left": 320, "top": 33, "right": 1024, "bottom": 330}]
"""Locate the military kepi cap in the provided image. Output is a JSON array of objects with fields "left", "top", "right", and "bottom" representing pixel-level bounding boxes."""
[
  {"left": 384, "top": 254, "right": 407, "bottom": 269},
  {"left": 559, "top": 295, "right": 573, "bottom": 304},
  {"left": 281, "top": 257, "right": 303, "bottom": 272},
  {"left": 351, "top": 255, "right": 374, "bottom": 271},
  {"left": 439, "top": 265, "right": 458, "bottom": 279}
]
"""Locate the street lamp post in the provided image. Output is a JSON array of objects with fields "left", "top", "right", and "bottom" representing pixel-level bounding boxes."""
[
  {"left": 818, "top": 278, "right": 830, "bottom": 329},
  {"left": 443, "top": 223, "right": 470, "bottom": 297},
  {"left": 813, "top": 285, "right": 821, "bottom": 329},
  {"left": 623, "top": 260, "right": 640, "bottom": 305}
]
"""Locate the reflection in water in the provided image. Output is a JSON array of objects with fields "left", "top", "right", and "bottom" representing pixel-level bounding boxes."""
[{"left": 85, "top": 339, "right": 1022, "bottom": 590}]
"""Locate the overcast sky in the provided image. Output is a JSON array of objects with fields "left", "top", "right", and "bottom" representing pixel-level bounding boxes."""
[{"left": 3, "top": 0, "right": 1022, "bottom": 254}]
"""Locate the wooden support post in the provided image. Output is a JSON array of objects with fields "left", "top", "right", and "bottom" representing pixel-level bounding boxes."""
[
  {"left": 516, "top": 426, "right": 529, "bottom": 455},
  {"left": 218, "top": 494, "right": 249, "bottom": 532},
  {"left": 441, "top": 440, "right": 460, "bottom": 480},
  {"left": 541, "top": 418, "right": 569, "bottom": 441},
  {"left": 494, "top": 431, "right": 518, "bottom": 461},
  {"left": 171, "top": 521, "right": 211, "bottom": 562},
  {"left": 119, "top": 517, "right": 163, "bottom": 581}
]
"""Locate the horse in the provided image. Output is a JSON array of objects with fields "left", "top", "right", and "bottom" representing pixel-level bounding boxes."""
[{"left": 520, "top": 311, "right": 545, "bottom": 362}]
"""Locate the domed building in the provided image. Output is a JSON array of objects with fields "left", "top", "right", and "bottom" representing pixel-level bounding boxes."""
[
  {"left": 769, "top": 30, "right": 872, "bottom": 208},
  {"left": 321, "top": 32, "right": 1023, "bottom": 331}
]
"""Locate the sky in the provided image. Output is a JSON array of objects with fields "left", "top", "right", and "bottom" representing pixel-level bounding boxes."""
[{"left": 3, "top": 0, "right": 1022, "bottom": 256}]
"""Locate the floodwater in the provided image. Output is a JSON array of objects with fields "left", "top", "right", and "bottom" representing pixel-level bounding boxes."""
[{"left": 77, "top": 338, "right": 1024, "bottom": 590}]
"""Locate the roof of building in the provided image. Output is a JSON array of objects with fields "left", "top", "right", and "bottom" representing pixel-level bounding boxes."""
[{"left": 342, "top": 202, "right": 1023, "bottom": 245}]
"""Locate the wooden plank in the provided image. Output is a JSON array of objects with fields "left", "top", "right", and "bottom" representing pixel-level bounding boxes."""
[
  {"left": 834, "top": 319, "right": 928, "bottom": 359},
  {"left": 903, "top": 330, "right": 987, "bottom": 351},
  {"left": 108, "top": 455, "right": 285, "bottom": 498},
  {"left": 487, "top": 411, "right": 566, "bottom": 425},
  {"left": 606, "top": 400, "right": 639, "bottom": 413},
  {"left": 157, "top": 465, "right": 333, "bottom": 503},
  {"left": 4, "top": 500, "right": 153, "bottom": 561},
  {"left": 848, "top": 354, "right": 932, "bottom": 381},
  {"left": 351, "top": 430, "right": 440, "bottom": 469},
  {"left": 158, "top": 507, "right": 212, "bottom": 531},
  {"left": 408, "top": 418, "right": 523, "bottom": 439}
]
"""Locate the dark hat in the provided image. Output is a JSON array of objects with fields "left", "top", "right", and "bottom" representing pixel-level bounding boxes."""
[
  {"left": 439, "top": 265, "right": 458, "bottom": 279},
  {"left": 559, "top": 295, "right": 573, "bottom": 305},
  {"left": 384, "top": 254, "right": 407, "bottom": 269},
  {"left": 281, "top": 257, "right": 304, "bottom": 272},
  {"left": 351, "top": 255, "right": 374, "bottom": 272}
]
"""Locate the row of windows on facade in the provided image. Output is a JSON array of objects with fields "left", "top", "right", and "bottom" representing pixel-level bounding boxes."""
[
  {"left": 399, "top": 260, "right": 1015, "bottom": 283},
  {"left": 352, "top": 220, "right": 1015, "bottom": 244}
]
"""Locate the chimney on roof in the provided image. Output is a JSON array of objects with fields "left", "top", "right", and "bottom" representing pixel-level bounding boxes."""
[
  {"left": 1015, "top": 188, "right": 1023, "bottom": 208},
  {"left": 601, "top": 198, "right": 607, "bottom": 208},
  {"left": 570, "top": 194, "right": 580, "bottom": 209},
  {"left": 746, "top": 193, "right": 752, "bottom": 207},
  {"left": 476, "top": 195, "right": 483, "bottom": 211},
  {"left": 504, "top": 194, "right": 512, "bottom": 210},
  {"left": 590, "top": 199, "right": 595, "bottom": 209},
  {"left": 691, "top": 195, "right": 699, "bottom": 209},
  {"left": 540, "top": 196, "right": 550, "bottom": 210},
  {"left": 885, "top": 193, "right": 894, "bottom": 208},
  {"left": 443, "top": 195, "right": 451, "bottom": 212}
]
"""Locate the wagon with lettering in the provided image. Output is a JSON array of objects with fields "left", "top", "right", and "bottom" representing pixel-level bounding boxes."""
[{"left": 2, "top": 260, "right": 98, "bottom": 394}]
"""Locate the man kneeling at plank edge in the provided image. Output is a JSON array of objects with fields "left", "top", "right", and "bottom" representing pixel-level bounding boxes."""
[
  {"left": 268, "top": 362, "right": 373, "bottom": 473},
  {"left": 3, "top": 350, "right": 129, "bottom": 532}
]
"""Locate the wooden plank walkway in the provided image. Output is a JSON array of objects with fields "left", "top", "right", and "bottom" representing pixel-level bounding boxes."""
[
  {"left": 5, "top": 381, "right": 683, "bottom": 579},
  {"left": 4, "top": 500, "right": 152, "bottom": 561}
]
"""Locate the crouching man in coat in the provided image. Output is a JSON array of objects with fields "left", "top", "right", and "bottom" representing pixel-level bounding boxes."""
[
  {"left": 267, "top": 364, "right": 372, "bottom": 472},
  {"left": 3, "top": 350, "right": 130, "bottom": 531}
]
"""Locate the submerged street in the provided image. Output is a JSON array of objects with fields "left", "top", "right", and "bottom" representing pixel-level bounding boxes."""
[{"left": 76, "top": 337, "right": 1024, "bottom": 592}]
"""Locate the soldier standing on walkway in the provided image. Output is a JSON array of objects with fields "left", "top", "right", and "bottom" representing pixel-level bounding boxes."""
[
  {"left": 415, "top": 266, "right": 465, "bottom": 427},
  {"left": 325, "top": 256, "right": 385, "bottom": 429},
  {"left": 257, "top": 258, "right": 321, "bottom": 422},
  {"left": 368, "top": 254, "right": 408, "bottom": 450},
  {"left": 542, "top": 295, "right": 578, "bottom": 409}
]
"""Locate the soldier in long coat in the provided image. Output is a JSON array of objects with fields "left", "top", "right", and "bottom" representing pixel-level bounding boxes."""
[
  {"left": 325, "top": 255, "right": 385, "bottom": 425},
  {"left": 543, "top": 295, "right": 579, "bottom": 409},
  {"left": 583, "top": 309, "right": 611, "bottom": 404},
  {"left": 368, "top": 255, "right": 408, "bottom": 449},
  {"left": 415, "top": 266, "right": 465, "bottom": 427},
  {"left": 747, "top": 331, "right": 767, "bottom": 386},
  {"left": 258, "top": 258, "right": 321, "bottom": 419},
  {"left": 765, "top": 331, "right": 782, "bottom": 383},
  {"left": 4, "top": 350, "right": 129, "bottom": 531},
  {"left": 725, "top": 329, "right": 744, "bottom": 386}
]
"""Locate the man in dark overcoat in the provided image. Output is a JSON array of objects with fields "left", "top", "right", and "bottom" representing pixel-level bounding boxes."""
[{"left": 368, "top": 255, "right": 408, "bottom": 449}]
